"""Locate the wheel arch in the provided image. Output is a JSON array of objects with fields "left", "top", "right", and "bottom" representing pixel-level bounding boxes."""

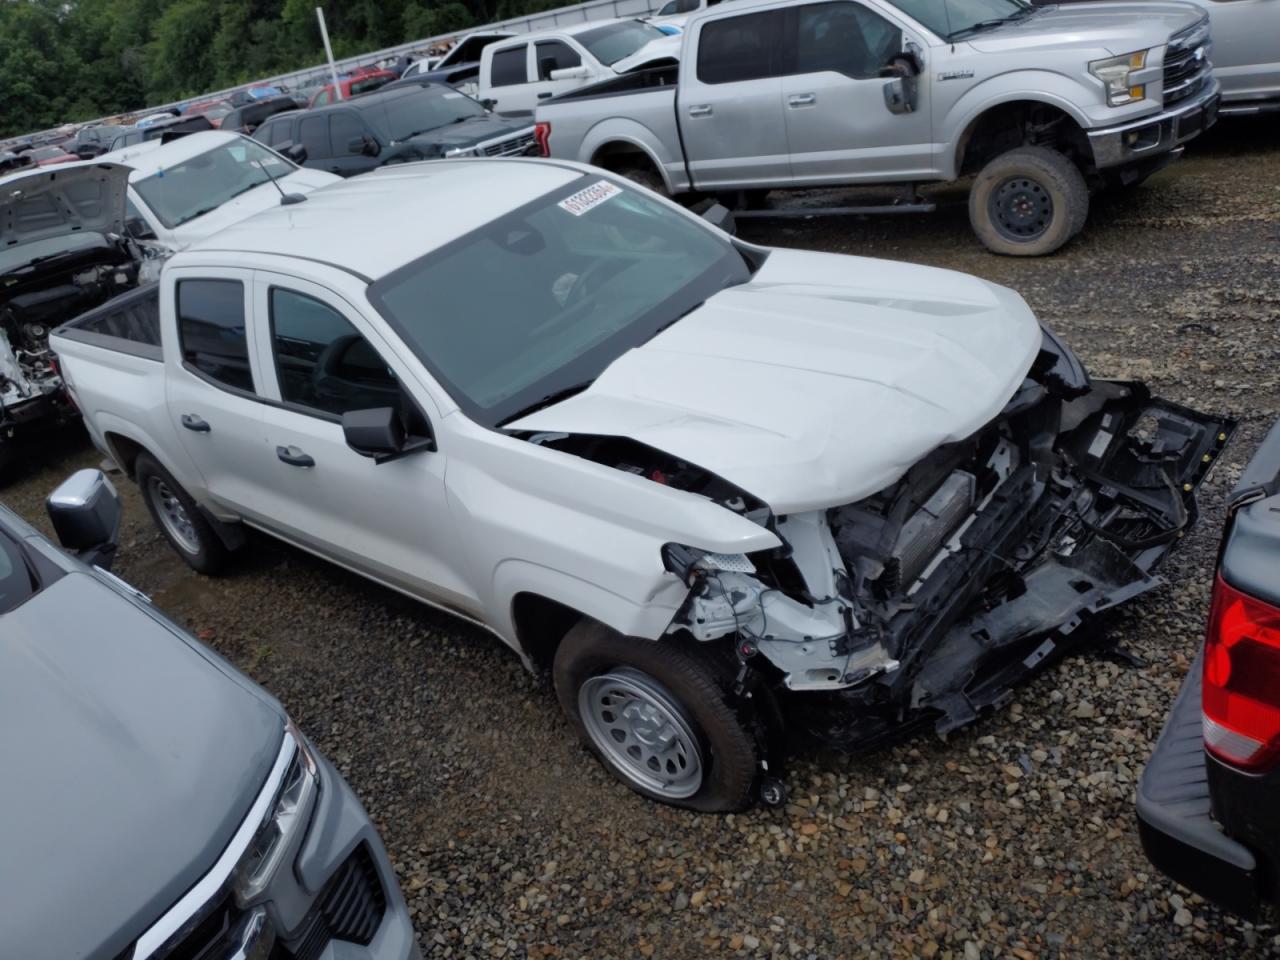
[
  {"left": 950, "top": 90, "right": 1094, "bottom": 179},
  {"left": 580, "top": 122, "right": 678, "bottom": 191}
]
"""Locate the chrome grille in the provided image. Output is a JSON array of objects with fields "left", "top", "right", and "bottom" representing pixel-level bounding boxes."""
[
  {"left": 1163, "top": 19, "right": 1211, "bottom": 106},
  {"left": 481, "top": 131, "right": 536, "bottom": 157}
]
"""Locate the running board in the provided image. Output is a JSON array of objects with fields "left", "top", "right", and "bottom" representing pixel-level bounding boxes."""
[
  {"left": 732, "top": 202, "right": 937, "bottom": 219},
  {"left": 1218, "top": 101, "right": 1280, "bottom": 117}
]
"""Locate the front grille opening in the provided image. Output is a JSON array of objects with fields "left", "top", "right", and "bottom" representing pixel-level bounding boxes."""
[{"left": 1163, "top": 23, "right": 1210, "bottom": 106}]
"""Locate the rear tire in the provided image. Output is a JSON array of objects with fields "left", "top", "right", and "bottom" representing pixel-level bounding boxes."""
[
  {"left": 553, "top": 620, "right": 758, "bottom": 811},
  {"left": 135, "top": 453, "right": 229, "bottom": 574},
  {"left": 969, "top": 146, "right": 1089, "bottom": 256},
  {"left": 617, "top": 164, "right": 669, "bottom": 197}
]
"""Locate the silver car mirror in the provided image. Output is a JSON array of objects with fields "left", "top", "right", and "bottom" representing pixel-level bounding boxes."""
[{"left": 46, "top": 469, "right": 122, "bottom": 568}]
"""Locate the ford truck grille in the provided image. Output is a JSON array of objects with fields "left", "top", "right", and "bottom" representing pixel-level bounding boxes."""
[
  {"left": 1163, "top": 19, "right": 1211, "bottom": 106},
  {"left": 482, "top": 131, "right": 536, "bottom": 156}
]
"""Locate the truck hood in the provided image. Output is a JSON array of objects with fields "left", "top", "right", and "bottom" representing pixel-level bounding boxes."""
[
  {"left": 613, "top": 34, "right": 683, "bottom": 73},
  {"left": 0, "top": 161, "right": 131, "bottom": 250},
  {"left": 165, "top": 166, "right": 340, "bottom": 248},
  {"left": 0, "top": 572, "right": 284, "bottom": 960},
  {"left": 967, "top": 2, "right": 1204, "bottom": 56},
  {"left": 406, "top": 115, "right": 533, "bottom": 156},
  {"left": 509, "top": 249, "right": 1042, "bottom": 514}
]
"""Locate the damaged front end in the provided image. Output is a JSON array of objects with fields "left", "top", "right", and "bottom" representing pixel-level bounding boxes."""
[{"left": 662, "top": 329, "right": 1233, "bottom": 750}]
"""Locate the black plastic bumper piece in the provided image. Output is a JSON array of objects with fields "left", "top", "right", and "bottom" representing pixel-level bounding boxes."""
[{"left": 1136, "top": 653, "right": 1261, "bottom": 917}]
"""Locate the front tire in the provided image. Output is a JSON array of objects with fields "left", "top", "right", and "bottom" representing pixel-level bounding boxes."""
[
  {"left": 553, "top": 620, "right": 758, "bottom": 811},
  {"left": 969, "top": 146, "right": 1089, "bottom": 256},
  {"left": 135, "top": 453, "right": 229, "bottom": 574}
]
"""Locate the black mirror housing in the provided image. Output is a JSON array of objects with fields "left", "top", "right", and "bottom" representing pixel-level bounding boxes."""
[
  {"left": 282, "top": 141, "right": 308, "bottom": 165},
  {"left": 46, "top": 469, "right": 121, "bottom": 568},
  {"left": 343, "top": 407, "right": 405, "bottom": 457}
]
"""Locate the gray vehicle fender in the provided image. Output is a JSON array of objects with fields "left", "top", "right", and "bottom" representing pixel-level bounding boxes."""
[
  {"left": 943, "top": 71, "right": 1099, "bottom": 178},
  {"left": 579, "top": 119, "right": 686, "bottom": 193}
]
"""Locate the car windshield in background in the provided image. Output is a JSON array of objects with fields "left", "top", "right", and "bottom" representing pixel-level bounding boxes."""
[
  {"left": 351, "top": 75, "right": 394, "bottom": 96},
  {"left": 894, "top": 0, "right": 1031, "bottom": 39},
  {"left": 370, "top": 178, "right": 749, "bottom": 426},
  {"left": 367, "top": 88, "right": 487, "bottom": 141},
  {"left": 133, "top": 139, "right": 295, "bottom": 229},
  {"left": 577, "top": 21, "right": 667, "bottom": 66}
]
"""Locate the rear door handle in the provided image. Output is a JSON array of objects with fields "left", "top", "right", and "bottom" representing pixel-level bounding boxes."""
[
  {"left": 276, "top": 445, "right": 315, "bottom": 468},
  {"left": 687, "top": 104, "right": 713, "bottom": 118},
  {"left": 181, "top": 414, "right": 211, "bottom": 433},
  {"left": 538, "top": 92, "right": 553, "bottom": 99},
  {"left": 788, "top": 93, "right": 817, "bottom": 107}
]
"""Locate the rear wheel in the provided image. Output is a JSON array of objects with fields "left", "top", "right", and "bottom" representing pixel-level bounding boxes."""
[
  {"left": 135, "top": 453, "right": 229, "bottom": 574},
  {"left": 554, "top": 620, "right": 758, "bottom": 811},
  {"left": 969, "top": 146, "right": 1089, "bottom": 256},
  {"left": 617, "top": 164, "right": 668, "bottom": 197}
]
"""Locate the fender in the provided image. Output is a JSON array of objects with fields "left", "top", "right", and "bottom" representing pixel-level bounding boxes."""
[
  {"left": 492, "top": 557, "right": 689, "bottom": 662},
  {"left": 942, "top": 71, "right": 1100, "bottom": 178},
  {"left": 580, "top": 118, "right": 688, "bottom": 193}
]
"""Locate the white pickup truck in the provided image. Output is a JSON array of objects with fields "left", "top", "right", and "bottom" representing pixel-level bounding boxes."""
[{"left": 51, "top": 159, "right": 1230, "bottom": 810}]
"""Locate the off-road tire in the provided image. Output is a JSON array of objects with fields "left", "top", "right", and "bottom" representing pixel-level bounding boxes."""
[
  {"left": 135, "top": 452, "right": 229, "bottom": 574},
  {"left": 554, "top": 620, "right": 758, "bottom": 811},
  {"left": 969, "top": 146, "right": 1089, "bottom": 256}
]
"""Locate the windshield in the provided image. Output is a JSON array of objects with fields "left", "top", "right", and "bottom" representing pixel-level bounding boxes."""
[
  {"left": 576, "top": 21, "right": 666, "bottom": 66},
  {"left": 369, "top": 178, "right": 749, "bottom": 426},
  {"left": 132, "top": 138, "right": 296, "bottom": 229},
  {"left": 893, "top": 0, "right": 1030, "bottom": 39},
  {"left": 367, "top": 88, "right": 487, "bottom": 141}
]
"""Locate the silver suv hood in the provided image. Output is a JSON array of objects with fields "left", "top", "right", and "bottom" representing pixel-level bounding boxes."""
[
  {"left": 0, "top": 161, "right": 131, "bottom": 251},
  {"left": 509, "top": 249, "right": 1042, "bottom": 514},
  {"left": 967, "top": 3, "right": 1205, "bottom": 56}
]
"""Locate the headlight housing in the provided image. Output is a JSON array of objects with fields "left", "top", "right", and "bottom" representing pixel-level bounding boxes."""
[
  {"left": 1090, "top": 50, "right": 1148, "bottom": 106},
  {"left": 661, "top": 543, "right": 755, "bottom": 586},
  {"left": 233, "top": 722, "right": 319, "bottom": 904}
]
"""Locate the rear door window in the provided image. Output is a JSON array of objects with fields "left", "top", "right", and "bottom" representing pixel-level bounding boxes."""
[
  {"left": 696, "top": 10, "right": 787, "bottom": 84},
  {"left": 177, "top": 279, "right": 254, "bottom": 392},
  {"left": 491, "top": 45, "right": 529, "bottom": 86},
  {"left": 299, "top": 115, "right": 331, "bottom": 158}
]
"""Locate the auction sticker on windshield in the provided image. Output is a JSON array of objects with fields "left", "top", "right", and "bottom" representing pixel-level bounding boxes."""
[{"left": 559, "top": 180, "right": 622, "bottom": 216}]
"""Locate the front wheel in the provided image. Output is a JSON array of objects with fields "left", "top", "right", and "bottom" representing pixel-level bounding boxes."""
[
  {"left": 969, "top": 146, "right": 1089, "bottom": 256},
  {"left": 553, "top": 621, "right": 758, "bottom": 811}
]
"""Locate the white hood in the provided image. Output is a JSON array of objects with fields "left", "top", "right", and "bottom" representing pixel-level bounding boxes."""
[
  {"left": 509, "top": 250, "right": 1043, "bottom": 514},
  {"left": 0, "top": 162, "right": 132, "bottom": 249}
]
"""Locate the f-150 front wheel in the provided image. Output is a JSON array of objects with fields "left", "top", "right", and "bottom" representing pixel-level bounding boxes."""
[
  {"left": 554, "top": 621, "right": 757, "bottom": 811},
  {"left": 969, "top": 146, "right": 1089, "bottom": 257}
]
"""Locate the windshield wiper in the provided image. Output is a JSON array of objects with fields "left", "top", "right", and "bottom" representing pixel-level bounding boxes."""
[
  {"left": 499, "top": 379, "right": 595, "bottom": 426},
  {"left": 176, "top": 205, "right": 221, "bottom": 225},
  {"left": 645, "top": 300, "right": 704, "bottom": 344},
  {"left": 947, "top": 6, "right": 1035, "bottom": 41}
]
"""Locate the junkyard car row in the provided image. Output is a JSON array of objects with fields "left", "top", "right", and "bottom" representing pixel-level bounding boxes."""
[{"left": 2, "top": 0, "right": 1280, "bottom": 955}]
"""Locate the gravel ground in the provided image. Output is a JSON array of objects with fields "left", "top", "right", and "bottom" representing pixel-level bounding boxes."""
[{"left": 4, "top": 117, "right": 1280, "bottom": 959}]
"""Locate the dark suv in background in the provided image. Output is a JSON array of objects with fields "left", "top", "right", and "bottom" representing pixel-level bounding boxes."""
[{"left": 253, "top": 83, "right": 534, "bottom": 176}]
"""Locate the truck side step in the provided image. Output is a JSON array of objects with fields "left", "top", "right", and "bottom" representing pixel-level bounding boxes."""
[{"left": 732, "top": 201, "right": 937, "bottom": 219}]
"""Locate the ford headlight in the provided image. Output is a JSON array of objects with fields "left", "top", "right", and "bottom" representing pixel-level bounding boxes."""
[
  {"left": 1090, "top": 50, "right": 1148, "bottom": 106},
  {"left": 233, "top": 722, "right": 318, "bottom": 903}
]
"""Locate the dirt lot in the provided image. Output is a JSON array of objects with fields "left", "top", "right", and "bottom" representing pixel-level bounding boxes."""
[{"left": 4, "top": 117, "right": 1279, "bottom": 959}]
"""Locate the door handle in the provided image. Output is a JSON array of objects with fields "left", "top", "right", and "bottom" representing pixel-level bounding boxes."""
[
  {"left": 788, "top": 93, "right": 817, "bottom": 107},
  {"left": 538, "top": 92, "right": 553, "bottom": 99},
  {"left": 181, "top": 414, "right": 211, "bottom": 433},
  {"left": 687, "top": 104, "right": 713, "bottom": 118},
  {"left": 276, "top": 445, "right": 315, "bottom": 468}
]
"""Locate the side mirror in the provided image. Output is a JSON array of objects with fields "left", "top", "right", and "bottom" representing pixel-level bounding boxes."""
[
  {"left": 699, "top": 202, "right": 736, "bottom": 236},
  {"left": 46, "top": 469, "right": 121, "bottom": 569},
  {"left": 881, "top": 73, "right": 918, "bottom": 115},
  {"left": 283, "top": 142, "right": 308, "bottom": 164},
  {"left": 480, "top": 98, "right": 498, "bottom": 110},
  {"left": 342, "top": 407, "right": 434, "bottom": 464},
  {"left": 549, "top": 66, "right": 591, "bottom": 82}
]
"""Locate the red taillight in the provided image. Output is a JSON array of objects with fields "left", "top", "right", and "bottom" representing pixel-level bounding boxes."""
[
  {"left": 534, "top": 121, "right": 551, "bottom": 158},
  {"left": 1203, "top": 573, "right": 1280, "bottom": 771}
]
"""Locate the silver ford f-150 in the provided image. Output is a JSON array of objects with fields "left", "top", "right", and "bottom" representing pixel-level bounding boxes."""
[{"left": 534, "top": 0, "right": 1220, "bottom": 255}]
